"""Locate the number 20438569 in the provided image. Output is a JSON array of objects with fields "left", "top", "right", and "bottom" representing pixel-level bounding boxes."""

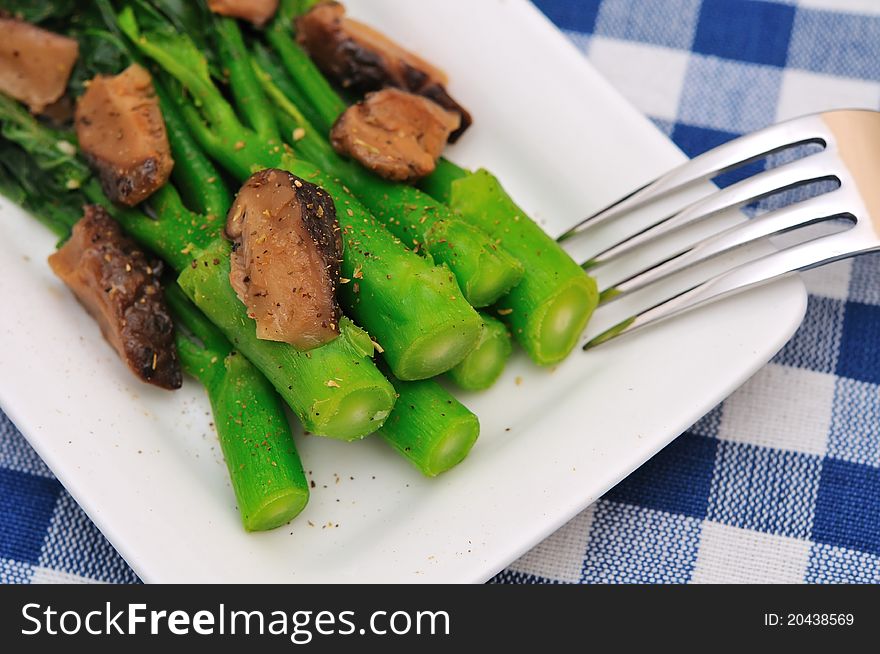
[{"left": 764, "top": 613, "right": 854, "bottom": 627}]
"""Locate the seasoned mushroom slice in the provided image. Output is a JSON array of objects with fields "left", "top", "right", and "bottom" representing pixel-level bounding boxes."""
[
  {"left": 48, "top": 205, "right": 182, "bottom": 390},
  {"left": 0, "top": 19, "right": 78, "bottom": 114},
  {"left": 226, "top": 169, "right": 343, "bottom": 350},
  {"left": 207, "top": 0, "right": 279, "bottom": 27},
  {"left": 331, "top": 88, "right": 460, "bottom": 182},
  {"left": 296, "top": 1, "right": 472, "bottom": 141},
  {"left": 75, "top": 64, "right": 174, "bottom": 207}
]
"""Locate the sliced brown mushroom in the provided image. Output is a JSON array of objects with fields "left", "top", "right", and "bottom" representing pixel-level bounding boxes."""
[
  {"left": 0, "top": 18, "right": 78, "bottom": 114},
  {"left": 207, "top": 0, "right": 279, "bottom": 27},
  {"left": 296, "top": 1, "right": 472, "bottom": 141},
  {"left": 226, "top": 169, "right": 343, "bottom": 350},
  {"left": 48, "top": 205, "right": 182, "bottom": 390},
  {"left": 75, "top": 64, "right": 174, "bottom": 207},
  {"left": 331, "top": 88, "right": 460, "bottom": 182}
]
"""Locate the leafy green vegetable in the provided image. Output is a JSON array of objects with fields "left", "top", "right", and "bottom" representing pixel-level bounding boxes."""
[
  {"left": 67, "top": 29, "right": 131, "bottom": 97},
  {"left": 0, "top": 140, "right": 84, "bottom": 239},
  {"left": 146, "top": 0, "right": 210, "bottom": 39},
  {"left": 0, "top": 93, "right": 89, "bottom": 193},
  {"left": 0, "top": 147, "right": 26, "bottom": 207},
  {"left": 0, "top": 0, "right": 76, "bottom": 24}
]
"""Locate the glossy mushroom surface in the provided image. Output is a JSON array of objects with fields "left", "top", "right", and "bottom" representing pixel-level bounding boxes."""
[
  {"left": 297, "top": 1, "right": 472, "bottom": 141},
  {"left": 48, "top": 205, "right": 182, "bottom": 390},
  {"left": 226, "top": 169, "right": 343, "bottom": 350},
  {"left": 331, "top": 88, "right": 460, "bottom": 182},
  {"left": 75, "top": 64, "right": 174, "bottom": 207},
  {"left": 0, "top": 18, "right": 78, "bottom": 114}
]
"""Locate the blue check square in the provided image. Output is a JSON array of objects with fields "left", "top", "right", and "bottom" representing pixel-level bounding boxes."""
[
  {"left": 827, "top": 377, "right": 880, "bottom": 468},
  {"left": 707, "top": 441, "right": 821, "bottom": 539},
  {"left": 836, "top": 300, "right": 880, "bottom": 385},
  {"left": 581, "top": 501, "right": 702, "bottom": 583},
  {"left": 605, "top": 432, "right": 717, "bottom": 519},
  {"left": 534, "top": 0, "right": 602, "bottom": 35},
  {"left": 678, "top": 55, "right": 782, "bottom": 133},
  {"left": 805, "top": 543, "right": 880, "bottom": 583},
  {"left": 595, "top": 0, "right": 701, "bottom": 50},
  {"left": 788, "top": 9, "right": 880, "bottom": 82},
  {"left": 0, "top": 468, "right": 60, "bottom": 565},
  {"left": 693, "top": 0, "right": 795, "bottom": 68},
  {"left": 813, "top": 459, "right": 880, "bottom": 557}
]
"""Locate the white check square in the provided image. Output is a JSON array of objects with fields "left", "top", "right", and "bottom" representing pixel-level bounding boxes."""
[
  {"left": 718, "top": 363, "right": 835, "bottom": 456},
  {"left": 691, "top": 521, "right": 811, "bottom": 583},
  {"left": 776, "top": 68, "right": 880, "bottom": 122},
  {"left": 588, "top": 36, "right": 690, "bottom": 122}
]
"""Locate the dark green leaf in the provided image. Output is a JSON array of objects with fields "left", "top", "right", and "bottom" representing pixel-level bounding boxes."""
[
  {"left": 0, "top": 92, "right": 90, "bottom": 193},
  {"left": 0, "top": 139, "right": 85, "bottom": 238},
  {"left": 0, "top": 0, "right": 76, "bottom": 24},
  {"left": 67, "top": 29, "right": 131, "bottom": 97}
]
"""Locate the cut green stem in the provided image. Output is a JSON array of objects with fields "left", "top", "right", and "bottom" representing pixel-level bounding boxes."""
[
  {"left": 448, "top": 313, "right": 513, "bottom": 391},
  {"left": 178, "top": 239, "right": 396, "bottom": 439},
  {"left": 442, "top": 169, "right": 599, "bottom": 365},
  {"left": 378, "top": 374, "right": 480, "bottom": 477},
  {"left": 168, "top": 285, "right": 309, "bottom": 531}
]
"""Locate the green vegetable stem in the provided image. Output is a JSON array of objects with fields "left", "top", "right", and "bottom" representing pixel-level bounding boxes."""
[
  {"left": 378, "top": 375, "right": 480, "bottom": 477},
  {"left": 444, "top": 168, "right": 598, "bottom": 365},
  {"left": 168, "top": 284, "right": 310, "bottom": 531},
  {"left": 448, "top": 313, "right": 513, "bottom": 391},
  {"left": 120, "top": 6, "right": 484, "bottom": 380}
]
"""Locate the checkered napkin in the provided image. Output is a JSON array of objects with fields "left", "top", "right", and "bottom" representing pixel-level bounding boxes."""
[{"left": 2, "top": 0, "right": 880, "bottom": 584}]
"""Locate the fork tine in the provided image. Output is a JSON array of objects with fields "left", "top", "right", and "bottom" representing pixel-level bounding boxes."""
[
  {"left": 558, "top": 113, "right": 830, "bottom": 242},
  {"left": 606, "top": 190, "right": 850, "bottom": 301},
  {"left": 584, "top": 228, "right": 864, "bottom": 349},
  {"left": 589, "top": 149, "right": 842, "bottom": 274}
]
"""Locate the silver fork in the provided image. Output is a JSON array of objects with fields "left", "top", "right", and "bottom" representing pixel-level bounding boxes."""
[{"left": 558, "top": 109, "right": 880, "bottom": 349}]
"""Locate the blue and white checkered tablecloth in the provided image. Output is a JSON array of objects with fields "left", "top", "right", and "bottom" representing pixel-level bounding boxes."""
[{"left": 3, "top": 0, "right": 880, "bottom": 584}]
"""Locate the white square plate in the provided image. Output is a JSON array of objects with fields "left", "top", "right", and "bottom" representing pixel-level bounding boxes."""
[{"left": 0, "top": 0, "right": 806, "bottom": 583}]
